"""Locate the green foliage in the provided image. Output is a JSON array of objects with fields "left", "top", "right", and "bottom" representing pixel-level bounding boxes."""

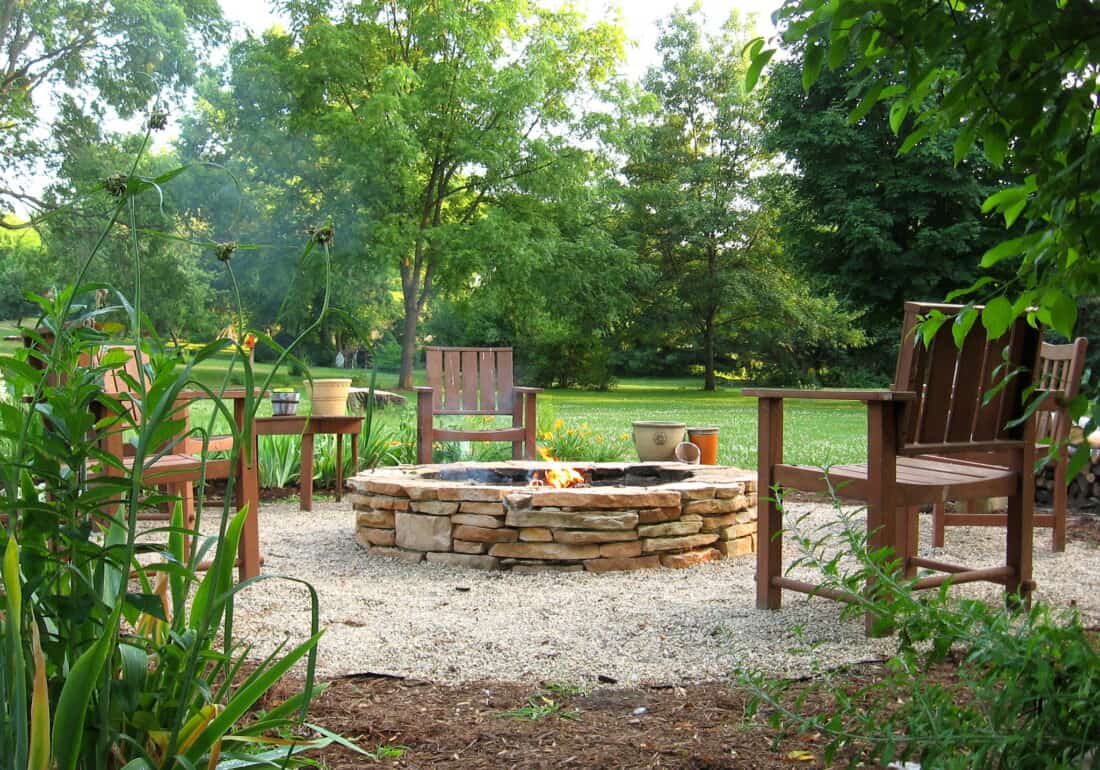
[
  {"left": 497, "top": 692, "right": 581, "bottom": 722},
  {"left": 0, "top": 137, "right": 356, "bottom": 767},
  {"left": 618, "top": 8, "right": 864, "bottom": 390},
  {"left": 536, "top": 408, "right": 632, "bottom": 462},
  {"left": 759, "top": 57, "right": 1005, "bottom": 373},
  {"left": 741, "top": 498, "right": 1099, "bottom": 768},
  {"left": 749, "top": 0, "right": 1100, "bottom": 360},
  {"left": 0, "top": 0, "right": 224, "bottom": 216},
  {"left": 189, "top": 0, "right": 625, "bottom": 387},
  {"left": 259, "top": 434, "right": 302, "bottom": 488}
]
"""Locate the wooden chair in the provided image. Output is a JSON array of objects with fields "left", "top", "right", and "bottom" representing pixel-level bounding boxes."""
[
  {"left": 745, "top": 301, "right": 1048, "bottom": 631},
  {"left": 414, "top": 346, "right": 541, "bottom": 464},
  {"left": 931, "top": 337, "right": 1088, "bottom": 552},
  {"left": 97, "top": 346, "right": 260, "bottom": 578}
]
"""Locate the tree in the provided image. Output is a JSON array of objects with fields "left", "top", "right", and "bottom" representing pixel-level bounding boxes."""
[
  {"left": 749, "top": 0, "right": 1100, "bottom": 351},
  {"left": 623, "top": 8, "right": 863, "bottom": 389},
  {"left": 0, "top": 0, "right": 224, "bottom": 219},
  {"left": 198, "top": 0, "right": 623, "bottom": 386},
  {"left": 35, "top": 118, "right": 222, "bottom": 338},
  {"left": 760, "top": 58, "right": 1007, "bottom": 371}
]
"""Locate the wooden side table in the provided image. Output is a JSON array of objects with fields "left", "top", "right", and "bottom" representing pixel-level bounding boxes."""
[{"left": 254, "top": 415, "right": 364, "bottom": 511}]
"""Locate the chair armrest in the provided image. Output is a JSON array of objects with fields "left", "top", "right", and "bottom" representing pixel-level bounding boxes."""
[
  {"left": 513, "top": 387, "right": 543, "bottom": 394},
  {"left": 413, "top": 386, "right": 434, "bottom": 393},
  {"left": 742, "top": 388, "right": 916, "bottom": 402}
]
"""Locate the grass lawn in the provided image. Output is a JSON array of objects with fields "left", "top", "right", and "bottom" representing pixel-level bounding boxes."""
[{"left": 0, "top": 328, "right": 867, "bottom": 469}]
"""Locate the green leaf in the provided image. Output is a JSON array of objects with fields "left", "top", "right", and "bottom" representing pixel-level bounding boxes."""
[
  {"left": 951, "top": 306, "right": 978, "bottom": 349},
  {"left": 920, "top": 311, "right": 949, "bottom": 347},
  {"left": 897, "top": 124, "right": 931, "bottom": 154},
  {"left": 945, "top": 275, "right": 995, "bottom": 302},
  {"left": 184, "top": 631, "right": 325, "bottom": 764},
  {"left": 1043, "top": 288, "right": 1077, "bottom": 337},
  {"left": 981, "top": 185, "right": 1027, "bottom": 214},
  {"left": 982, "top": 122, "right": 1008, "bottom": 167},
  {"left": 848, "top": 81, "right": 885, "bottom": 123},
  {"left": 981, "top": 297, "right": 1014, "bottom": 339},
  {"left": 953, "top": 120, "right": 979, "bottom": 165},
  {"left": 888, "top": 101, "right": 908, "bottom": 134},
  {"left": 745, "top": 47, "right": 775, "bottom": 92},
  {"left": 1003, "top": 196, "right": 1027, "bottom": 228},
  {"left": 980, "top": 235, "right": 1031, "bottom": 268},
  {"left": 52, "top": 619, "right": 116, "bottom": 770},
  {"left": 803, "top": 44, "right": 825, "bottom": 91}
]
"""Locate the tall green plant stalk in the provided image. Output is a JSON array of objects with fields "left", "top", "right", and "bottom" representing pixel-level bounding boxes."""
[{"left": 0, "top": 113, "right": 364, "bottom": 768}]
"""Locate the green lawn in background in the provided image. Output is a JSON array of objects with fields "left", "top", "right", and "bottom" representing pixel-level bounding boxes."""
[
  {"left": 541, "top": 378, "right": 867, "bottom": 468},
  {"left": 0, "top": 324, "right": 867, "bottom": 469}
]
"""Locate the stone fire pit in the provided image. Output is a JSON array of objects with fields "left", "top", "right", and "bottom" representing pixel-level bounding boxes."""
[{"left": 348, "top": 462, "right": 757, "bottom": 573}]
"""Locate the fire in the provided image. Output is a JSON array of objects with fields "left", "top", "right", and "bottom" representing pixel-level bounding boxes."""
[{"left": 533, "top": 447, "right": 587, "bottom": 488}]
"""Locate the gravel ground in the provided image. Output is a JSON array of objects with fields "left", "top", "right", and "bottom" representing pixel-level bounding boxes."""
[{"left": 225, "top": 499, "right": 1100, "bottom": 685}]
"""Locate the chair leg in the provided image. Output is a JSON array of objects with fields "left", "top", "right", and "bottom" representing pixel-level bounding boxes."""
[
  {"left": 756, "top": 397, "right": 783, "bottom": 610},
  {"left": 1052, "top": 452, "right": 1067, "bottom": 552},
  {"left": 932, "top": 501, "right": 946, "bottom": 547},
  {"left": 901, "top": 505, "right": 920, "bottom": 578},
  {"left": 1005, "top": 452, "right": 1035, "bottom": 608}
]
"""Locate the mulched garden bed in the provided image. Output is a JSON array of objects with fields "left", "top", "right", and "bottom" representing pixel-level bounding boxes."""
[
  {"left": 255, "top": 515, "right": 1098, "bottom": 769},
  {"left": 279, "top": 668, "right": 890, "bottom": 769}
]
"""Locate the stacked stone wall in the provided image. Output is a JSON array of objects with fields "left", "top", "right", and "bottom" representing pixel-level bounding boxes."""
[{"left": 349, "top": 464, "right": 757, "bottom": 573}]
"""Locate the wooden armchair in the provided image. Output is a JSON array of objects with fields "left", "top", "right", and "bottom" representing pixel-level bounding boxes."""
[
  {"left": 97, "top": 346, "right": 260, "bottom": 579},
  {"left": 745, "top": 301, "right": 1045, "bottom": 631},
  {"left": 414, "top": 346, "right": 541, "bottom": 464},
  {"left": 931, "top": 337, "right": 1088, "bottom": 552}
]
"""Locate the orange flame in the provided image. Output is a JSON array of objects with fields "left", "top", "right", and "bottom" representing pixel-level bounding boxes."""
[{"left": 534, "top": 447, "right": 586, "bottom": 488}]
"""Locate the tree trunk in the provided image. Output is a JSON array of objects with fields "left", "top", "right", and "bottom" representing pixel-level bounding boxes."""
[
  {"left": 703, "top": 317, "right": 716, "bottom": 391},
  {"left": 398, "top": 289, "right": 419, "bottom": 389}
]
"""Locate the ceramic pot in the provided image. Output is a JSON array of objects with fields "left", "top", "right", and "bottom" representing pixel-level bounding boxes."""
[
  {"left": 632, "top": 421, "right": 686, "bottom": 461},
  {"left": 309, "top": 378, "right": 352, "bottom": 416}
]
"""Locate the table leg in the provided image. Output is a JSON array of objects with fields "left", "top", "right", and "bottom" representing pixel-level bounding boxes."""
[
  {"left": 236, "top": 404, "right": 261, "bottom": 580},
  {"left": 351, "top": 430, "right": 359, "bottom": 475},
  {"left": 335, "top": 433, "right": 344, "bottom": 503},
  {"left": 300, "top": 432, "right": 314, "bottom": 512}
]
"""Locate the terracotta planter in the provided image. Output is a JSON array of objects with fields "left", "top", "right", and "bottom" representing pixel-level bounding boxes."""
[
  {"left": 687, "top": 426, "right": 720, "bottom": 465},
  {"left": 309, "top": 378, "right": 352, "bottom": 416},
  {"left": 632, "top": 421, "right": 686, "bottom": 461}
]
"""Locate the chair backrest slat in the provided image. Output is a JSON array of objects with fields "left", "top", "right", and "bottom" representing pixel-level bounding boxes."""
[
  {"left": 424, "top": 346, "right": 516, "bottom": 414},
  {"left": 945, "top": 328, "right": 988, "bottom": 442},
  {"left": 896, "top": 301, "right": 1041, "bottom": 449},
  {"left": 426, "top": 348, "right": 444, "bottom": 411},
  {"left": 496, "top": 349, "right": 514, "bottom": 412},
  {"left": 1035, "top": 338, "right": 1088, "bottom": 444},
  {"left": 479, "top": 349, "right": 496, "bottom": 411},
  {"left": 461, "top": 349, "right": 479, "bottom": 411},
  {"left": 442, "top": 349, "right": 461, "bottom": 410}
]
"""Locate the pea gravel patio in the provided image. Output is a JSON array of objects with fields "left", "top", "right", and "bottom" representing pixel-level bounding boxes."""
[{"left": 226, "top": 499, "right": 1100, "bottom": 684}]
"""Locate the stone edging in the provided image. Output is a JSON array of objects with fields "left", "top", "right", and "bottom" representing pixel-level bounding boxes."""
[{"left": 348, "top": 462, "right": 758, "bottom": 573}]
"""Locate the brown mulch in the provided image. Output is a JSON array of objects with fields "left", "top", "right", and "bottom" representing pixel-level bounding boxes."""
[
  {"left": 229, "top": 491, "right": 1096, "bottom": 768},
  {"left": 279, "top": 668, "right": 894, "bottom": 770}
]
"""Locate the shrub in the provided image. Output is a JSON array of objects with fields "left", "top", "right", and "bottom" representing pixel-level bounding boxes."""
[
  {"left": 741, "top": 497, "right": 1100, "bottom": 769},
  {"left": 535, "top": 407, "right": 632, "bottom": 462}
]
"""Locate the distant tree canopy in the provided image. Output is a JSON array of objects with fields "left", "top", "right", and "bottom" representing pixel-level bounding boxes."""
[
  {"left": 751, "top": 0, "right": 1100, "bottom": 351},
  {"left": 14, "top": 1, "right": 1047, "bottom": 388},
  {"left": 186, "top": 0, "right": 625, "bottom": 387},
  {"left": 0, "top": 0, "right": 225, "bottom": 219},
  {"left": 761, "top": 57, "right": 1007, "bottom": 367}
]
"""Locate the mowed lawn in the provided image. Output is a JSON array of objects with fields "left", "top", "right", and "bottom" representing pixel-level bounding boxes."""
[{"left": 0, "top": 331, "right": 869, "bottom": 469}]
